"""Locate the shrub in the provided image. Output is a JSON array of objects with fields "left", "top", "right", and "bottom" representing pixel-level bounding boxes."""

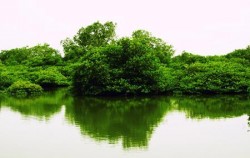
[
  {"left": 7, "top": 81, "right": 43, "bottom": 97},
  {"left": 35, "top": 69, "right": 69, "bottom": 88},
  {"left": 178, "top": 61, "right": 250, "bottom": 94}
]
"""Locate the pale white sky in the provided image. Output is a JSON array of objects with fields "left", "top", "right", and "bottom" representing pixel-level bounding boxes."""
[{"left": 0, "top": 0, "right": 250, "bottom": 55}]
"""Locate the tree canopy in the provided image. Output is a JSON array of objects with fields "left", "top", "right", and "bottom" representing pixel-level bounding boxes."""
[
  {"left": 0, "top": 44, "right": 62, "bottom": 66},
  {"left": 61, "top": 21, "right": 116, "bottom": 62},
  {"left": 71, "top": 28, "right": 174, "bottom": 95},
  {"left": 0, "top": 21, "right": 250, "bottom": 96}
]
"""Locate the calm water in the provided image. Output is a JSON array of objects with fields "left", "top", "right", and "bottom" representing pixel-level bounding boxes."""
[{"left": 0, "top": 89, "right": 250, "bottom": 158}]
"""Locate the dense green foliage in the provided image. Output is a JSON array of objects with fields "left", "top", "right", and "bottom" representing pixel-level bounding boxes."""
[
  {"left": 61, "top": 21, "right": 116, "bottom": 62},
  {"left": 0, "top": 44, "right": 62, "bottom": 66},
  {"left": 71, "top": 28, "right": 174, "bottom": 95},
  {"left": 34, "top": 69, "right": 69, "bottom": 88},
  {"left": 0, "top": 21, "right": 250, "bottom": 96},
  {"left": 174, "top": 60, "right": 250, "bottom": 94},
  {"left": 0, "top": 65, "right": 70, "bottom": 90},
  {"left": 7, "top": 81, "right": 43, "bottom": 97},
  {"left": 170, "top": 51, "right": 250, "bottom": 94}
]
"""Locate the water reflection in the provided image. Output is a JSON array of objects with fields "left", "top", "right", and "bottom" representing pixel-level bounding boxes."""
[
  {"left": 248, "top": 115, "right": 250, "bottom": 126},
  {"left": 0, "top": 90, "right": 250, "bottom": 148},
  {"left": 174, "top": 95, "right": 250, "bottom": 119},
  {"left": 65, "top": 97, "right": 172, "bottom": 148},
  {"left": 0, "top": 89, "right": 72, "bottom": 120}
]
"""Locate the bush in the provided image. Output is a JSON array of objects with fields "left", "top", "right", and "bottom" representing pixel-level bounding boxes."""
[
  {"left": 178, "top": 61, "right": 250, "bottom": 94},
  {"left": 35, "top": 69, "right": 70, "bottom": 88},
  {"left": 7, "top": 81, "right": 43, "bottom": 97}
]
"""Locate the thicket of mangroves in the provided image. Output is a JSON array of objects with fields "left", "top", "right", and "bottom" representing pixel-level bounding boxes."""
[{"left": 0, "top": 21, "right": 249, "bottom": 96}]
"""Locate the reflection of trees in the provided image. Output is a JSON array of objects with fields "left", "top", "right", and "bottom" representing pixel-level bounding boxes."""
[
  {"left": 0, "top": 94, "right": 4, "bottom": 110},
  {"left": 1, "top": 89, "right": 250, "bottom": 148},
  {"left": 174, "top": 95, "right": 250, "bottom": 119},
  {"left": 66, "top": 97, "right": 172, "bottom": 149},
  {"left": 248, "top": 115, "right": 250, "bottom": 126},
  {"left": 0, "top": 89, "right": 72, "bottom": 120}
]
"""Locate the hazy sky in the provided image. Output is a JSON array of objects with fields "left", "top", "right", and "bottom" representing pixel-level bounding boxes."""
[{"left": 1, "top": 0, "right": 250, "bottom": 55}]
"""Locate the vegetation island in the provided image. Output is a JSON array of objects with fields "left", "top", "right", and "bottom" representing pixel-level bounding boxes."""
[{"left": 0, "top": 21, "right": 249, "bottom": 97}]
